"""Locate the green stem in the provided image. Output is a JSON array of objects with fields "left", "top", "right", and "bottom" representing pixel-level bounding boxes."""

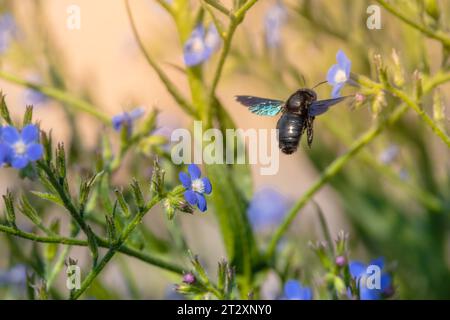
[
  {"left": 124, "top": 0, "right": 197, "bottom": 117},
  {"left": 0, "top": 70, "right": 110, "bottom": 124},
  {"left": 386, "top": 85, "right": 450, "bottom": 148},
  {"left": 203, "top": 0, "right": 232, "bottom": 16},
  {"left": 207, "top": 0, "right": 259, "bottom": 122},
  {"left": 377, "top": 0, "right": 450, "bottom": 47},
  {"left": 0, "top": 220, "right": 185, "bottom": 275}
]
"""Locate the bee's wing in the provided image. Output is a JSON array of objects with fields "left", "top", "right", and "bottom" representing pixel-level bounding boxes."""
[
  {"left": 309, "top": 96, "right": 350, "bottom": 116},
  {"left": 235, "top": 95, "right": 284, "bottom": 116}
]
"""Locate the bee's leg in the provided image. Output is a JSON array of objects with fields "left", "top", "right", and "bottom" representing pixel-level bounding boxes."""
[{"left": 306, "top": 117, "right": 315, "bottom": 147}]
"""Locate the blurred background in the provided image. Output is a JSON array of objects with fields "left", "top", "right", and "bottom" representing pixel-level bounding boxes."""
[{"left": 0, "top": 0, "right": 449, "bottom": 299}]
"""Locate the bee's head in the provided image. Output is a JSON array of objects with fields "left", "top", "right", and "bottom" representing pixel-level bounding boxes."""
[{"left": 286, "top": 89, "right": 317, "bottom": 113}]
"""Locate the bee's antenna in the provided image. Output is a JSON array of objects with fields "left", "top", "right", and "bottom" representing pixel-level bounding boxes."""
[{"left": 312, "top": 80, "right": 328, "bottom": 89}]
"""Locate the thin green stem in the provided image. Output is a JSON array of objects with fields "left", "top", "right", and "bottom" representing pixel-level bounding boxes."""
[
  {"left": 203, "top": 0, "right": 232, "bottom": 17},
  {"left": 387, "top": 85, "right": 450, "bottom": 148},
  {"left": 377, "top": 0, "right": 450, "bottom": 48},
  {"left": 0, "top": 70, "right": 110, "bottom": 124},
  {"left": 207, "top": 0, "right": 259, "bottom": 119},
  {"left": 124, "top": 0, "right": 197, "bottom": 117}
]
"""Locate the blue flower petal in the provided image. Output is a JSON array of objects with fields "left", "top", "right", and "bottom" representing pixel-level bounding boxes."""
[
  {"left": 285, "top": 281, "right": 301, "bottom": 299},
  {"left": 360, "top": 286, "right": 381, "bottom": 300},
  {"left": 21, "top": 124, "right": 39, "bottom": 143},
  {"left": 284, "top": 280, "right": 312, "bottom": 300},
  {"left": 0, "top": 143, "right": 8, "bottom": 164},
  {"left": 112, "top": 114, "right": 125, "bottom": 131},
  {"left": 188, "top": 164, "right": 201, "bottom": 180},
  {"left": 326, "top": 64, "right": 340, "bottom": 85},
  {"left": 11, "top": 156, "right": 28, "bottom": 169},
  {"left": 381, "top": 273, "right": 392, "bottom": 291},
  {"left": 183, "top": 25, "right": 209, "bottom": 66},
  {"left": 129, "top": 107, "right": 145, "bottom": 120},
  {"left": 202, "top": 177, "right": 212, "bottom": 194},
  {"left": 184, "top": 190, "right": 198, "bottom": 205},
  {"left": 349, "top": 261, "right": 366, "bottom": 278},
  {"left": 26, "top": 143, "right": 43, "bottom": 161},
  {"left": 205, "top": 24, "right": 221, "bottom": 52},
  {"left": 369, "top": 257, "right": 385, "bottom": 270},
  {"left": 196, "top": 193, "right": 207, "bottom": 212},
  {"left": 1, "top": 126, "right": 20, "bottom": 144},
  {"left": 179, "top": 171, "right": 192, "bottom": 189},
  {"left": 331, "top": 83, "right": 344, "bottom": 98},
  {"left": 336, "top": 50, "right": 350, "bottom": 68}
]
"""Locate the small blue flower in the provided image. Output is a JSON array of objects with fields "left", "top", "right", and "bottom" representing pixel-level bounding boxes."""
[
  {"left": 349, "top": 257, "right": 393, "bottom": 300},
  {"left": 1, "top": 124, "right": 44, "bottom": 169},
  {"left": 0, "top": 264, "right": 27, "bottom": 286},
  {"left": 179, "top": 164, "right": 212, "bottom": 212},
  {"left": 327, "top": 50, "right": 351, "bottom": 98},
  {"left": 0, "top": 13, "right": 17, "bottom": 54},
  {"left": 183, "top": 24, "right": 221, "bottom": 67},
  {"left": 24, "top": 88, "right": 48, "bottom": 106},
  {"left": 283, "top": 280, "right": 313, "bottom": 300},
  {"left": 112, "top": 107, "right": 145, "bottom": 132},
  {"left": 247, "top": 187, "right": 290, "bottom": 231},
  {"left": 264, "top": 1, "right": 287, "bottom": 49}
]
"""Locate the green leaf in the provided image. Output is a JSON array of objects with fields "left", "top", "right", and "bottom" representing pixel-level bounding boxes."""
[
  {"left": 205, "top": 164, "right": 259, "bottom": 288},
  {"left": 0, "top": 92, "right": 13, "bottom": 125},
  {"left": 31, "top": 191, "right": 65, "bottom": 208},
  {"left": 23, "top": 106, "right": 34, "bottom": 126}
]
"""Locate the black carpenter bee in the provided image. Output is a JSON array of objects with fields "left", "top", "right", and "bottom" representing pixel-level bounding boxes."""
[{"left": 235, "top": 87, "right": 348, "bottom": 154}]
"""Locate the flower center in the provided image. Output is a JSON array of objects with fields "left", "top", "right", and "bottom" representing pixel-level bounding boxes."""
[
  {"left": 334, "top": 69, "right": 348, "bottom": 83},
  {"left": 191, "top": 179, "right": 205, "bottom": 193},
  {"left": 14, "top": 141, "right": 27, "bottom": 155},
  {"left": 191, "top": 37, "right": 205, "bottom": 54}
]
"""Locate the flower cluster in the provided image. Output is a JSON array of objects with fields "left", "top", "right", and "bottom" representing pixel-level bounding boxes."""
[
  {"left": 179, "top": 164, "right": 212, "bottom": 212},
  {"left": 0, "top": 124, "right": 44, "bottom": 169},
  {"left": 183, "top": 24, "right": 221, "bottom": 66}
]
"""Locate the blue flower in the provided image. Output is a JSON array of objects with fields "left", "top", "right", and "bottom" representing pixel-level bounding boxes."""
[
  {"left": 0, "top": 264, "right": 27, "bottom": 286},
  {"left": 179, "top": 164, "right": 212, "bottom": 212},
  {"left": 327, "top": 50, "right": 351, "bottom": 98},
  {"left": 349, "top": 257, "right": 393, "bottom": 300},
  {"left": 1, "top": 124, "right": 44, "bottom": 169},
  {"left": 283, "top": 280, "right": 313, "bottom": 300},
  {"left": 0, "top": 13, "right": 16, "bottom": 54},
  {"left": 183, "top": 24, "right": 221, "bottom": 67},
  {"left": 247, "top": 187, "right": 290, "bottom": 231},
  {"left": 112, "top": 107, "right": 145, "bottom": 132},
  {"left": 264, "top": 1, "right": 287, "bottom": 49},
  {"left": 24, "top": 88, "right": 48, "bottom": 106}
]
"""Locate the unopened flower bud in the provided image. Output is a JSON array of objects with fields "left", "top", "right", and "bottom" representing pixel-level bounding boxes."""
[{"left": 182, "top": 272, "right": 196, "bottom": 284}]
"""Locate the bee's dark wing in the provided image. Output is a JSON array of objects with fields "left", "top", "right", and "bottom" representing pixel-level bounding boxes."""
[
  {"left": 235, "top": 95, "right": 284, "bottom": 116},
  {"left": 309, "top": 96, "right": 349, "bottom": 116}
]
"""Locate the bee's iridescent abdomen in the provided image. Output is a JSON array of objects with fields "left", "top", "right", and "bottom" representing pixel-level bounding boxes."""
[{"left": 276, "top": 113, "right": 305, "bottom": 154}]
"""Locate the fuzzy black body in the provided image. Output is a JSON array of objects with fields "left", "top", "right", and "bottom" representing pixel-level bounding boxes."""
[{"left": 277, "top": 89, "right": 317, "bottom": 154}]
